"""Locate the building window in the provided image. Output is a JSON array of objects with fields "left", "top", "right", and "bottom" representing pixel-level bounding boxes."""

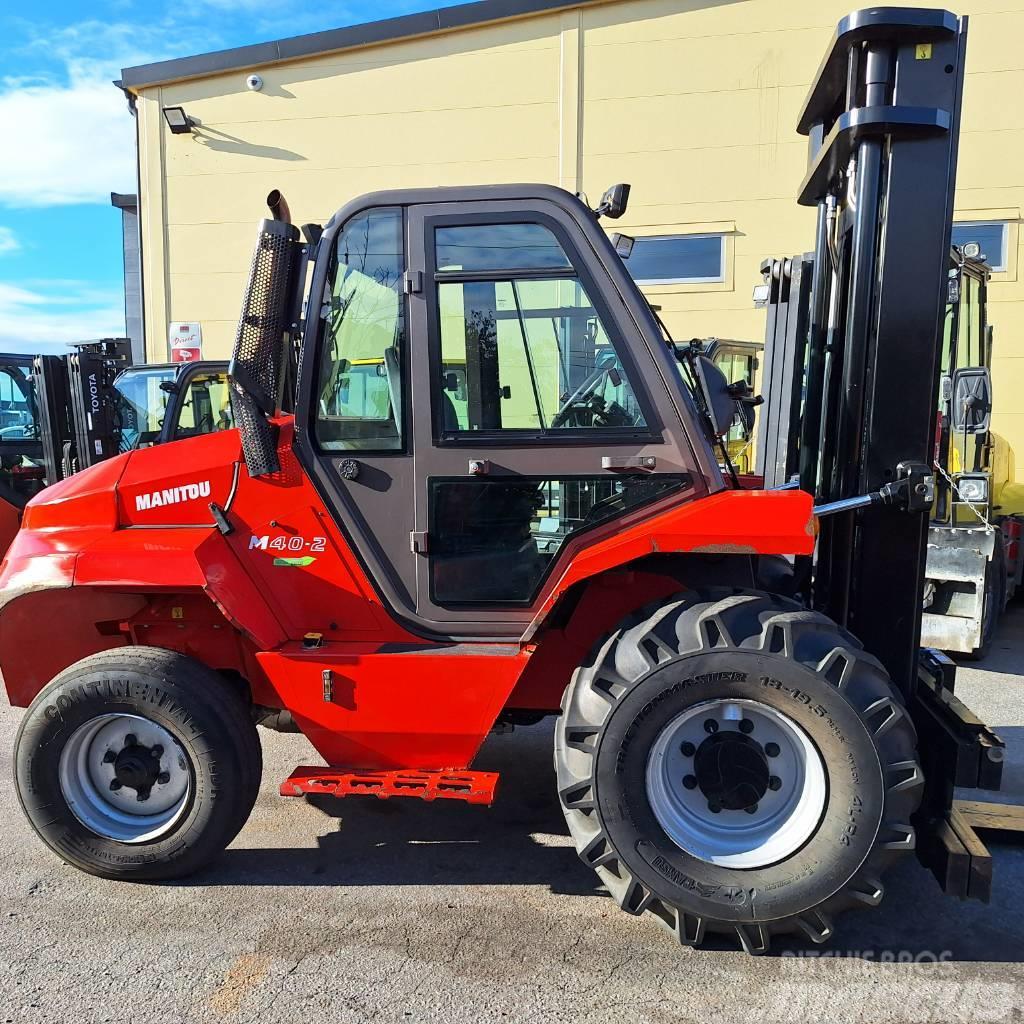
[
  {"left": 620, "top": 234, "right": 725, "bottom": 285},
  {"left": 952, "top": 222, "right": 1007, "bottom": 272}
]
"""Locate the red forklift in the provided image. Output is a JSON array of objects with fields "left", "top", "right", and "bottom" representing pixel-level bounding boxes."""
[{"left": 4, "top": 7, "right": 1019, "bottom": 953}]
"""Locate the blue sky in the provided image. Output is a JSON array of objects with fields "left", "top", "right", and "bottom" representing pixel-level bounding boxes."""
[{"left": 0, "top": 0, "right": 463, "bottom": 354}]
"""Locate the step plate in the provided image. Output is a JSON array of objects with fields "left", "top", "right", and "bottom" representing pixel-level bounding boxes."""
[{"left": 280, "top": 766, "right": 499, "bottom": 806}]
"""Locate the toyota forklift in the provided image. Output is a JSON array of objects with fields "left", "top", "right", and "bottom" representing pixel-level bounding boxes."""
[{"left": 5, "top": 8, "right": 1021, "bottom": 954}]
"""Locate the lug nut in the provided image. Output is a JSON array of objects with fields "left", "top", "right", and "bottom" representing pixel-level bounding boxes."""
[
  {"left": 682, "top": 775, "right": 697, "bottom": 790},
  {"left": 680, "top": 741, "right": 696, "bottom": 757},
  {"left": 157, "top": 772, "right": 171, "bottom": 785},
  {"left": 102, "top": 750, "right": 116, "bottom": 764},
  {"left": 136, "top": 789, "right": 150, "bottom": 803},
  {"left": 768, "top": 776, "right": 782, "bottom": 791},
  {"left": 109, "top": 780, "right": 122, "bottom": 791},
  {"left": 745, "top": 803, "right": 759, "bottom": 815},
  {"left": 765, "top": 742, "right": 780, "bottom": 757},
  {"left": 151, "top": 745, "right": 164, "bottom": 759},
  {"left": 739, "top": 719, "right": 754, "bottom": 734},
  {"left": 124, "top": 733, "right": 137, "bottom": 747},
  {"left": 707, "top": 801, "right": 721, "bottom": 814},
  {"left": 704, "top": 720, "right": 719, "bottom": 735}
]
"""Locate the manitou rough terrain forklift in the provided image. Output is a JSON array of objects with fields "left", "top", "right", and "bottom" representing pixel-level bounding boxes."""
[{"left": 6, "top": 8, "right": 1021, "bottom": 953}]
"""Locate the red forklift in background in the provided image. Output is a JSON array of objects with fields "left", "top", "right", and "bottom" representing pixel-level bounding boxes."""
[
  {"left": 0, "top": 343, "right": 230, "bottom": 554},
  {"left": 5, "top": 8, "right": 1020, "bottom": 954}
]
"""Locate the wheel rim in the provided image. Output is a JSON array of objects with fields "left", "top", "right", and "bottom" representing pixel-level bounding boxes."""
[
  {"left": 58, "top": 713, "right": 192, "bottom": 843},
  {"left": 645, "top": 699, "right": 827, "bottom": 869}
]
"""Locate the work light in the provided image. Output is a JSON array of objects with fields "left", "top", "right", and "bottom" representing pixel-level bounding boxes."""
[
  {"left": 955, "top": 473, "right": 988, "bottom": 504},
  {"left": 162, "top": 106, "right": 194, "bottom": 134}
]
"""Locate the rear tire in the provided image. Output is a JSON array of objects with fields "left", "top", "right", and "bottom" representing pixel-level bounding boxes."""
[
  {"left": 14, "top": 647, "right": 262, "bottom": 881},
  {"left": 555, "top": 589, "right": 923, "bottom": 953}
]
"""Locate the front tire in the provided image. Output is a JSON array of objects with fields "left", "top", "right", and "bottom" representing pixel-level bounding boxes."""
[
  {"left": 555, "top": 589, "right": 923, "bottom": 953},
  {"left": 14, "top": 647, "right": 262, "bottom": 881}
]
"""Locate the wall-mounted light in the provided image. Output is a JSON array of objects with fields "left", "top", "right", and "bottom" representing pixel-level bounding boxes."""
[{"left": 162, "top": 106, "right": 195, "bottom": 135}]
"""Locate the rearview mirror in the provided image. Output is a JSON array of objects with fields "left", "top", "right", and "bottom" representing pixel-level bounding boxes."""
[
  {"left": 692, "top": 354, "right": 741, "bottom": 438},
  {"left": 596, "top": 183, "right": 630, "bottom": 220},
  {"left": 951, "top": 366, "right": 992, "bottom": 434}
]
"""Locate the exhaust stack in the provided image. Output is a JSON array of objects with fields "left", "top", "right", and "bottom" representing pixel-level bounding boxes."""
[
  {"left": 228, "top": 188, "right": 301, "bottom": 477},
  {"left": 267, "top": 189, "right": 291, "bottom": 224}
]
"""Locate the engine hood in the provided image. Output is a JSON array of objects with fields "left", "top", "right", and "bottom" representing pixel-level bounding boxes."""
[
  {"left": 22, "top": 453, "right": 128, "bottom": 531},
  {"left": 19, "top": 429, "right": 244, "bottom": 534},
  {"left": 115, "top": 428, "right": 243, "bottom": 527}
]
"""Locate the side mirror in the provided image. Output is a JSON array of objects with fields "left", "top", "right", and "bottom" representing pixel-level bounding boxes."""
[
  {"left": 596, "top": 183, "right": 630, "bottom": 220},
  {"left": 951, "top": 366, "right": 992, "bottom": 434},
  {"left": 692, "top": 354, "right": 741, "bottom": 438}
]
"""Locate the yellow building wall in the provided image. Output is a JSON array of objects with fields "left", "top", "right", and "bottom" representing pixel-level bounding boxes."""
[{"left": 133, "top": 0, "right": 1024, "bottom": 486}]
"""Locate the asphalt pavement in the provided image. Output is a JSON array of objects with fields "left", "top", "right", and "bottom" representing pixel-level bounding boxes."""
[{"left": 2, "top": 610, "right": 1023, "bottom": 1023}]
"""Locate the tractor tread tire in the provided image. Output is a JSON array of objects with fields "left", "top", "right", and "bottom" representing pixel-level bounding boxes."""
[
  {"left": 555, "top": 588, "right": 923, "bottom": 954},
  {"left": 14, "top": 646, "right": 262, "bottom": 881}
]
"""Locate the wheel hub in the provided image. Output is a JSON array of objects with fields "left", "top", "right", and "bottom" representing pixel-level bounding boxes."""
[
  {"left": 58, "top": 714, "right": 192, "bottom": 843},
  {"left": 692, "top": 730, "right": 770, "bottom": 811},
  {"left": 112, "top": 742, "right": 162, "bottom": 796},
  {"left": 645, "top": 699, "right": 827, "bottom": 869}
]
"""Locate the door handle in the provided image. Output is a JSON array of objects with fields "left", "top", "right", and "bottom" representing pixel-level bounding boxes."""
[{"left": 601, "top": 455, "right": 657, "bottom": 472}]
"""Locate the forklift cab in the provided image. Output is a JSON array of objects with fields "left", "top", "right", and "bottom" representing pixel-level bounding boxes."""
[
  {"left": 112, "top": 359, "right": 232, "bottom": 451},
  {"left": 231, "top": 185, "right": 727, "bottom": 632}
]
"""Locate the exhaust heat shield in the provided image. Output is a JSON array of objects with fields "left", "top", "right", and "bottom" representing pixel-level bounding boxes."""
[{"left": 229, "top": 191, "right": 301, "bottom": 477}]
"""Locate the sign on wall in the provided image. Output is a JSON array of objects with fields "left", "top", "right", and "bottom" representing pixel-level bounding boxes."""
[{"left": 169, "top": 321, "right": 203, "bottom": 363}]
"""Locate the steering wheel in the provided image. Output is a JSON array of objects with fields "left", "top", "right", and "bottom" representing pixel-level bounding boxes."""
[{"left": 551, "top": 359, "right": 619, "bottom": 428}]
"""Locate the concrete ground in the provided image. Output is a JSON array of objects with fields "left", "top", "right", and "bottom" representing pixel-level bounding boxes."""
[{"left": 2, "top": 612, "right": 1023, "bottom": 1024}]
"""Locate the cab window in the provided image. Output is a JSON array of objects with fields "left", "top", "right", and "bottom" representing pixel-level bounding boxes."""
[
  {"left": 174, "top": 373, "right": 234, "bottom": 439},
  {"left": 113, "top": 367, "right": 175, "bottom": 451},
  {"left": 433, "top": 222, "right": 647, "bottom": 435},
  {"left": 0, "top": 365, "right": 36, "bottom": 440},
  {"left": 314, "top": 207, "right": 405, "bottom": 451}
]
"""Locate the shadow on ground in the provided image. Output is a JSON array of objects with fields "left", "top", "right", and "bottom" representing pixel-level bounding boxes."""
[{"left": 196, "top": 710, "right": 1024, "bottom": 964}]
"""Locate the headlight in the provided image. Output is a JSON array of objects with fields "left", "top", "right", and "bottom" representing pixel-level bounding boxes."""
[{"left": 955, "top": 474, "right": 988, "bottom": 504}]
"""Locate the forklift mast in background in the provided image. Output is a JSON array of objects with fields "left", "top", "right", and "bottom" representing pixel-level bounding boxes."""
[
  {"left": 31, "top": 339, "right": 133, "bottom": 482},
  {"left": 65, "top": 339, "right": 133, "bottom": 474},
  {"left": 759, "top": 8, "right": 967, "bottom": 695}
]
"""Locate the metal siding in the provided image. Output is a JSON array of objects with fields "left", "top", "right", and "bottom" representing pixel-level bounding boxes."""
[{"left": 135, "top": 0, "right": 1024, "bottom": 486}]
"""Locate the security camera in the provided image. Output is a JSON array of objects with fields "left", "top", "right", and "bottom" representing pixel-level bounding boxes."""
[{"left": 246, "top": 73, "right": 264, "bottom": 92}]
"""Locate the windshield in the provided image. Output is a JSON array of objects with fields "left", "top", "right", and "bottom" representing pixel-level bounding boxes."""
[{"left": 112, "top": 366, "right": 176, "bottom": 451}]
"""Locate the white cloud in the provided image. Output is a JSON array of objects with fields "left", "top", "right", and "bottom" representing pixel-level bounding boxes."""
[
  {"left": 0, "top": 228, "right": 18, "bottom": 254},
  {"left": 0, "top": 18, "right": 195, "bottom": 209},
  {"left": 0, "top": 280, "right": 125, "bottom": 353},
  {"left": 0, "top": 73, "right": 135, "bottom": 207}
]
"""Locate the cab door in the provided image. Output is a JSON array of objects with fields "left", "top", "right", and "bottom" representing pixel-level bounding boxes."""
[
  {"left": 403, "top": 201, "right": 700, "bottom": 635},
  {"left": 298, "top": 194, "right": 709, "bottom": 640}
]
